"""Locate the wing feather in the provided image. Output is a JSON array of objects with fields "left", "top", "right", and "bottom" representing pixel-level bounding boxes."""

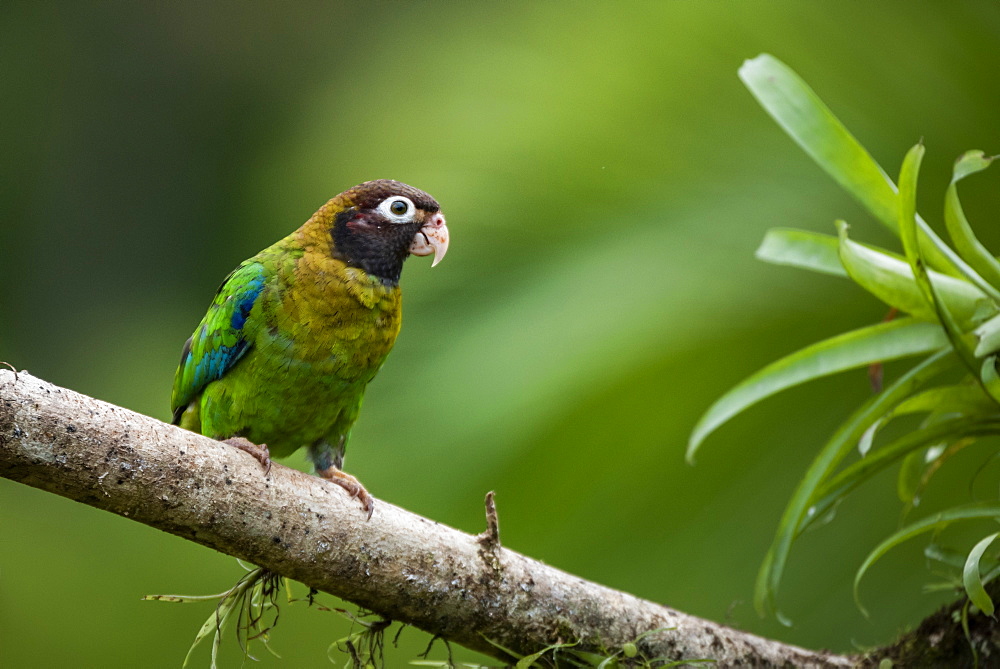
[{"left": 170, "top": 262, "right": 266, "bottom": 422}]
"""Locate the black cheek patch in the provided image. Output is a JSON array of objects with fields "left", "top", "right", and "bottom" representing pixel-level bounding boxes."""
[{"left": 330, "top": 209, "right": 423, "bottom": 284}]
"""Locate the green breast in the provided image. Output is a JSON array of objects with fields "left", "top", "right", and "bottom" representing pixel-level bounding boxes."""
[{"left": 198, "top": 244, "right": 403, "bottom": 456}]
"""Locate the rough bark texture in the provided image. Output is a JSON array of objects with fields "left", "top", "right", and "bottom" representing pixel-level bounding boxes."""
[{"left": 0, "top": 370, "right": 991, "bottom": 667}]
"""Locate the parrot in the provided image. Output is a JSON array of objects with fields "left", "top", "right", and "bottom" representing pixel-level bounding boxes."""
[{"left": 170, "top": 179, "right": 449, "bottom": 519}]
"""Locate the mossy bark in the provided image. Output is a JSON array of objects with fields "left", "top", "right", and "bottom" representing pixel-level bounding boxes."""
[{"left": 861, "top": 581, "right": 1000, "bottom": 668}]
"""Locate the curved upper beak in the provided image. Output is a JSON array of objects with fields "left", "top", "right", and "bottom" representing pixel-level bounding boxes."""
[{"left": 409, "top": 212, "right": 449, "bottom": 267}]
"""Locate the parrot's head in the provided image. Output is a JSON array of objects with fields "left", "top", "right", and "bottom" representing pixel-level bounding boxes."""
[{"left": 329, "top": 179, "right": 449, "bottom": 284}]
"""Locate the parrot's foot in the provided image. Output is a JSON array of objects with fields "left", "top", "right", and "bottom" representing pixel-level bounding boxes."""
[
  {"left": 317, "top": 466, "right": 374, "bottom": 520},
  {"left": 223, "top": 437, "right": 271, "bottom": 475}
]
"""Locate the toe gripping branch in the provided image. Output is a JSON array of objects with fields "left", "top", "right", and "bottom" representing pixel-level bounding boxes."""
[
  {"left": 317, "top": 466, "right": 375, "bottom": 520},
  {"left": 223, "top": 437, "right": 271, "bottom": 475}
]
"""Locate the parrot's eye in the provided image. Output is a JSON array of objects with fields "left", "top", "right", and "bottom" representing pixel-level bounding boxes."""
[{"left": 377, "top": 196, "right": 416, "bottom": 223}]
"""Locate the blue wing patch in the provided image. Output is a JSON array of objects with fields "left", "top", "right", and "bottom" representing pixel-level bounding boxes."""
[{"left": 171, "top": 262, "right": 266, "bottom": 422}]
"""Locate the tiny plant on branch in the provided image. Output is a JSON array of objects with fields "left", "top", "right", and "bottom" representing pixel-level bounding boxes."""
[{"left": 689, "top": 54, "right": 1000, "bottom": 622}]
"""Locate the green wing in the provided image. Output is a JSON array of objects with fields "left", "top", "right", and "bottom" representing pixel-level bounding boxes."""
[{"left": 170, "top": 262, "right": 266, "bottom": 423}]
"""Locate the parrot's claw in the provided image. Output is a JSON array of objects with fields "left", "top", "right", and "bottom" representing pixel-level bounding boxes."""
[
  {"left": 223, "top": 437, "right": 271, "bottom": 475},
  {"left": 317, "top": 466, "right": 375, "bottom": 520}
]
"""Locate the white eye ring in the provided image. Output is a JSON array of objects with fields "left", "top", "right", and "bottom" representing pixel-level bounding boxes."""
[{"left": 377, "top": 196, "right": 416, "bottom": 223}]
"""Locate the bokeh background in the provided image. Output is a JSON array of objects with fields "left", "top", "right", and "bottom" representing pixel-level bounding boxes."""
[{"left": 4, "top": 2, "right": 1000, "bottom": 666}]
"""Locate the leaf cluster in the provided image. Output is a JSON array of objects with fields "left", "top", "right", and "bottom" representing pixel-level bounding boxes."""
[
  {"left": 144, "top": 566, "right": 284, "bottom": 668},
  {"left": 689, "top": 54, "right": 1000, "bottom": 621}
]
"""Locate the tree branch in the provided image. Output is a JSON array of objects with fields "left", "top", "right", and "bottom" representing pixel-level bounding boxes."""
[{"left": 1, "top": 370, "right": 987, "bottom": 667}]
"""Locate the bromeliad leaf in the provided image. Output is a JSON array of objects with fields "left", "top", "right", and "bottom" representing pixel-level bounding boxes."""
[
  {"left": 897, "top": 448, "right": 926, "bottom": 506},
  {"left": 754, "top": 227, "right": 996, "bottom": 329},
  {"left": 897, "top": 144, "right": 933, "bottom": 306},
  {"left": 926, "top": 544, "right": 971, "bottom": 570},
  {"left": 738, "top": 54, "right": 958, "bottom": 276},
  {"left": 945, "top": 151, "right": 1000, "bottom": 295},
  {"left": 737, "top": 56, "right": 898, "bottom": 234},
  {"left": 755, "top": 228, "right": 846, "bottom": 277},
  {"left": 981, "top": 356, "right": 1000, "bottom": 403},
  {"left": 811, "top": 416, "right": 1000, "bottom": 528},
  {"left": 897, "top": 144, "right": 988, "bottom": 386},
  {"left": 708, "top": 54, "right": 1000, "bottom": 621},
  {"left": 897, "top": 144, "right": 1000, "bottom": 407},
  {"left": 855, "top": 504, "right": 1000, "bottom": 616},
  {"left": 835, "top": 221, "right": 994, "bottom": 329},
  {"left": 687, "top": 319, "right": 949, "bottom": 462},
  {"left": 753, "top": 350, "right": 954, "bottom": 616},
  {"left": 889, "top": 384, "right": 995, "bottom": 419},
  {"left": 895, "top": 413, "right": 982, "bottom": 510},
  {"left": 974, "top": 313, "right": 1000, "bottom": 358},
  {"left": 963, "top": 532, "right": 1000, "bottom": 616}
]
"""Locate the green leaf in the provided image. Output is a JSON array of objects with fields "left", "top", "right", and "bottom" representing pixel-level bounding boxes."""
[
  {"left": 513, "top": 640, "right": 578, "bottom": 669},
  {"left": 812, "top": 417, "right": 1000, "bottom": 525},
  {"left": 481, "top": 636, "right": 524, "bottom": 661},
  {"left": 857, "top": 417, "right": 883, "bottom": 457},
  {"left": 964, "top": 532, "right": 1000, "bottom": 616},
  {"left": 899, "top": 144, "right": 989, "bottom": 384},
  {"left": 983, "top": 561, "right": 1000, "bottom": 589},
  {"left": 688, "top": 319, "right": 949, "bottom": 462},
  {"left": 738, "top": 55, "right": 896, "bottom": 234},
  {"left": 143, "top": 591, "right": 237, "bottom": 603},
  {"left": 897, "top": 143, "right": 932, "bottom": 304},
  {"left": 184, "top": 592, "right": 240, "bottom": 669},
  {"left": 960, "top": 600, "right": 979, "bottom": 667},
  {"left": 595, "top": 654, "right": 622, "bottom": 669},
  {"left": 835, "top": 221, "right": 993, "bottom": 328},
  {"left": 183, "top": 612, "right": 219, "bottom": 669},
  {"left": 755, "top": 228, "right": 846, "bottom": 277},
  {"left": 897, "top": 147, "right": 1000, "bottom": 407},
  {"left": 738, "top": 54, "right": 957, "bottom": 275},
  {"left": 932, "top": 274, "right": 994, "bottom": 393},
  {"left": 896, "top": 144, "right": 993, "bottom": 397},
  {"left": 945, "top": 151, "right": 1000, "bottom": 294},
  {"left": 974, "top": 313, "right": 1000, "bottom": 358},
  {"left": 895, "top": 396, "right": 995, "bottom": 507},
  {"left": 757, "top": 225, "right": 996, "bottom": 329},
  {"left": 855, "top": 504, "right": 1000, "bottom": 615},
  {"left": 897, "top": 448, "right": 925, "bottom": 505},
  {"left": 171, "top": 568, "right": 263, "bottom": 669},
  {"left": 981, "top": 356, "right": 1000, "bottom": 403},
  {"left": 890, "top": 384, "right": 994, "bottom": 418},
  {"left": 925, "top": 543, "right": 969, "bottom": 570},
  {"left": 753, "top": 348, "right": 954, "bottom": 615}
]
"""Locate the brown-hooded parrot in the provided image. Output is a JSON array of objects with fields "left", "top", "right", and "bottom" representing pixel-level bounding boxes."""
[{"left": 170, "top": 180, "right": 449, "bottom": 518}]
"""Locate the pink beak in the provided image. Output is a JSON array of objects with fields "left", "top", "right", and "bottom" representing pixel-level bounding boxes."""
[{"left": 409, "top": 212, "right": 450, "bottom": 267}]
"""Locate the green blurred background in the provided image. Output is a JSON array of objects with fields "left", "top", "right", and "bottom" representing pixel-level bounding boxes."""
[{"left": 4, "top": 1, "right": 1000, "bottom": 666}]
